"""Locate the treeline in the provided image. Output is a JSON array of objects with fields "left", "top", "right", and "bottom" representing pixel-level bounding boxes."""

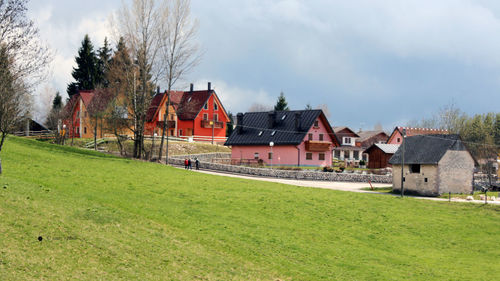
[{"left": 409, "top": 104, "right": 499, "bottom": 165}]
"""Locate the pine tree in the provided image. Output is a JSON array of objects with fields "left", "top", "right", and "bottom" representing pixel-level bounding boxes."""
[
  {"left": 52, "top": 92, "right": 62, "bottom": 110},
  {"left": 97, "top": 37, "right": 112, "bottom": 87},
  {"left": 226, "top": 111, "right": 234, "bottom": 137},
  {"left": 495, "top": 113, "right": 500, "bottom": 147},
  {"left": 305, "top": 103, "right": 312, "bottom": 110},
  {"left": 274, "top": 91, "right": 289, "bottom": 111},
  {"left": 67, "top": 34, "right": 99, "bottom": 98}
]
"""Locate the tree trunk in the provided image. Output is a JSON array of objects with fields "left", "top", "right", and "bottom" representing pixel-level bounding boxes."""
[
  {"left": 158, "top": 90, "right": 171, "bottom": 163},
  {"left": 94, "top": 116, "right": 98, "bottom": 150}
]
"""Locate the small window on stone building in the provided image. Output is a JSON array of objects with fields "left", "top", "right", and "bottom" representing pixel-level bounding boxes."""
[
  {"left": 410, "top": 164, "right": 421, "bottom": 173},
  {"left": 319, "top": 153, "right": 325, "bottom": 160},
  {"left": 306, "top": 153, "right": 312, "bottom": 160},
  {"left": 425, "top": 178, "right": 428, "bottom": 183},
  {"left": 319, "top": 134, "right": 324, "bottom": 141},
  {"left": 403, "top": 177, "right": 405, "bottom": 182}
]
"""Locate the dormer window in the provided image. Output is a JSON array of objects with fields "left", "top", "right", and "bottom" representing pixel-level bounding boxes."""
[
  {"left": 203, "top": 102, "right": 208, "bottom": 110},
  {"left": 271, "top": 131, "right": 276, "bottom": 136},
  {"left": 187, "top": 97, "right": 192, "bottom": 103},
  {"left": 258, "top": 131, "right": 263, "bottom": 136},
  {"left": 214, "top": 102, "right": 218, "bottom": 111},
  {"left": 314, "top": 120, "right": 319, "bottom": 128},
  {"left": 281, "top": 115, "right": 286, "bottom": 120}
]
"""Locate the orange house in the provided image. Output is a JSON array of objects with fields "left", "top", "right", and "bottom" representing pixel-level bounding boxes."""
[
  {"left": 387, "top": 127, "right": 449, "bottom": 144},
  {"left": 145, "top": 82, "right": 230, "bottom": 142}
]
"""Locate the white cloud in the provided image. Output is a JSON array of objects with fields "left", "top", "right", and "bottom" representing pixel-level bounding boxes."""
[{"left": 190, "top": 79, "right": 273, "bottom": 113}]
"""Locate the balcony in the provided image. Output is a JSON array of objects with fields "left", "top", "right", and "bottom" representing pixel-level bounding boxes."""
[
  {"left": 305, "top": 140, "right": 331, "bottom": 152},
  {"left": 201, "top": 119, "right": 224, "bottom": 129}
]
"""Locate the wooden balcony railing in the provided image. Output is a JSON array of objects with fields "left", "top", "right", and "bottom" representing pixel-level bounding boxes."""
[
  {"left": 158, "top": 120, "right": 176, "bottom": 129},
  {"left": 305, "top": 140, "right": 331, "bottom": 152},
  {"left": 201, "top": 119, "right": 224, "bottom": 129}
]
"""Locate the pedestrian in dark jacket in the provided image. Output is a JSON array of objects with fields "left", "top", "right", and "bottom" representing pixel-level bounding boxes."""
[
  {"left": 195, "top": 158, "right": 199, "bottom": 170},
  {"left": 184, "top": 158, "right": 188, "bottom": 169},
  {"left": 188, "top": 158, "right": 192, "bottom": 170}
]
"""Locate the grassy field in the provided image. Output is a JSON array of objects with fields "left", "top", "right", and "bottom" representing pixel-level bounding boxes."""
[{"left": 1, "top": 137, "right": 499, "bottom": 280}]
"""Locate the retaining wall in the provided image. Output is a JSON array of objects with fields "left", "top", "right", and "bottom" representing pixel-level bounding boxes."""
[{"left": 170, "top": 156, "right": 392, "bottom": 184}]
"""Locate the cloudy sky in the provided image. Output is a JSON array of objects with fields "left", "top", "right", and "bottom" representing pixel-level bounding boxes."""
[{"left": 28, "top": 0, "right": 500, "bottom": 130}]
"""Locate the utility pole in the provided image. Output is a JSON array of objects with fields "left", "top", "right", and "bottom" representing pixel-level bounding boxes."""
[{"left": 400, "top": 128, "right": 406, "bottom": 197}]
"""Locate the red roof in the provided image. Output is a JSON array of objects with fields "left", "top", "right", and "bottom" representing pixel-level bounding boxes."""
[
  {"left": 396, "top": 126, "right": 449, "bottom": 137},
  {"left": 146, "top": 90, "right": 185, "bottom": 122},
  {"left": 176, "top": 90, "right": 212, "bottom": 120},
  {"left": 79, "top": 90, "right": 95, "bottom": 107}
]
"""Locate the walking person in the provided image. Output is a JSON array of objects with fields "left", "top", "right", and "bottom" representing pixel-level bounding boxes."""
[
  {"left": 195, "top": 158, "right": 199, "bottom": 170},
  {"left": 188, "top": 158, "right": 192, "bottom": 170},
  {"left": 184, "top": 158, "right": 188, "bottom": 169}
]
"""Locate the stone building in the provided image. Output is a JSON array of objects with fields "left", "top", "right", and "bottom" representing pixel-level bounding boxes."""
[{"left": 389, "top": 134, "right": 475, "bottom": 196}]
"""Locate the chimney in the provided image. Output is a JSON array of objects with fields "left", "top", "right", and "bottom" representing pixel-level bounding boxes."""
[
  {"left": 236, "top": 113, "right": 244, "bottom": 133},
  {"left": 208, "top": 82, "right": 211, "bottom": 91},
  {"left": 157, "top": 86, "right": 160, "bottom": 95},
  {"left": 268, "top": 111, "right": 276, "bottom": 128},
  {"left": 190, "top": 83, "right": 194, "bottom": 92},
  {"left": 295, "top": 112, "right": 302, "bottom": 131}
]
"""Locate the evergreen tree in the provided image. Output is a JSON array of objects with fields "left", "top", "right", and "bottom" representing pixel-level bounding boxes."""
[
  {"left": 52, "top": 92, "right": 62, "bottom": 110},
  {"left": 226, "top": 111, "right": 234, "bottom": 137},
  {"left": 274, "top": 91, "right": 289, "bottom": 111},
  {"left": 67, "top": 34, "right": 99, "bottom": 98},
  {"left": 97, "top": 37, "right": 112, "bottom": 87},
  {"left": 495, "top": 113, "right": 500, "bottom": 146}
]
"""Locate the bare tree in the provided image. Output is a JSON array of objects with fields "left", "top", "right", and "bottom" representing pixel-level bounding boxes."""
[
  {"left": 88, "top": 88, "right": 113, "bottom": 150},
  {"left": 248, "top": 103, "right": 272, "bottom": 112},
  {"left": 316, "top": 104, "right": 331, "bottom": 119},
  {"left": 113, "top": 0, "right": 165, "bottom": 159},
  {"left": 0, "top": 0, "right": 52, "bottom": 173},
  {"left": 158, "top": 0, "right": 200, "bottom": 164}
]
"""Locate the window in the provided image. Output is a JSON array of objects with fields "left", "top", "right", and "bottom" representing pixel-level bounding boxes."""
[
  {"left": 403, "top": 177, "right": 405, "bottom": 182},
  {"left": 203, "top": 102, "right": 208, "bottom": 110},
  {"left": 187, "top": 97, "right": 192, "bottom": 103},
  {"left": 397, "top": 138, "right": 401, "bottom": 143},
  {"left": 424, "top": 178, "right": 428, "bottom": 183},
  {"left": 335, "top": 150, "right": 341, "bottom": 158},
  {"left": 169, "top": 114, "right": 175, "bottom": 120},
  {"left": 410, "top": 164, "right": 421, "bottom": 173},
  {"left": 319, "top": 134, "right": 324, "bottom": 141},
  {"left": 203, "top": 113, "right": 208, "bottom": 120},
  {"left": 281, "top": 115, "right": 287, "bottom": 120},
  {"left": 308, "top": 133, "right": 313, "bottom": 141},
  {"left": 268, "top": 152, "right": 273, "bottom": 160},
  {"left": 258, "top": 131, "right": 263, "bottom": 136},
  {"left": 254, "top": 152, "right": 259, "bottom": 159},
  {"left": 344, "top": 137, "right": 351, "bottom": 144},
  {"left": 271, "top": 130, "right": 276, "bottom": 136},
  {"left": 214, "top": 114, "right": 218, "bottom": 121},
  {"left": 319, "top": 153, "right": 325, "bottom": 160},
  {"left": 179, "top": 129, "right": 183, "bottom": 136},
  {"left": 84, "top": 127, "right": 87, "bottom": 134},
  {"left": 306, "top": 153, "right": 312, "bottom": 160},
  {"left": 314, "top": 120, "right": 319, "bottom": 128},
  {"left": 170, "top": 130, "right": 174, "bottom": 136},
  {"left": 353, "top": 151, "right": 359, "bottom": 160},
  {"left": 214, "top": 102, "right": 218, "bottom": 111}
]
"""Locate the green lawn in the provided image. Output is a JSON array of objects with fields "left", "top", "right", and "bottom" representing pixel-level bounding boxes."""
[{"left": 1, "top": 137, "right": 499, "bottom": 280}]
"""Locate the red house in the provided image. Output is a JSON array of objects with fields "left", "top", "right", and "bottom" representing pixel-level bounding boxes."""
[
  {"left": 387, "top": 127, "right": 449, "bottom": 144},
  {"left": 62, "top": 90, "right": 95, "bottom": 138},
  {"left": 146, "top": 83, "right": 230, "bottom": 143}
]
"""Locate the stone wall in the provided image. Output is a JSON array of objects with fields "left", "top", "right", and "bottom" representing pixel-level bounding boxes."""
[
  {"left": 438, "top": 150, "right": 475, "bottom": 194},
  {"left": 392, "top": 164, "right": 439, "bottom": 196},
  {"left": 170, "top": 156, "right": 392, "bottom": 183}
]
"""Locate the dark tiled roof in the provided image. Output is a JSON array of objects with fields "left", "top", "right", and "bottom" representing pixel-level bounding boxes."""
[
  {"left": 176, "top": 90, "right": 212, "bottom": 120},
  {"left": 389, "top": 134, "right": 467, "bottom": 165},
  {"left": 333, "top": 126, "right": 360, "bottom": 137},
  {"left": 87, "top": 89, "right": 114, "bottom": 114},
  {"left": 225, "top": 110, "right": 339, "bottom": 146}
]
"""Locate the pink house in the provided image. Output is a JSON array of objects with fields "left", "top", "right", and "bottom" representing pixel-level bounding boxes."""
[{"left": 225, "top": 110, "right": 340, "bottom": 167}]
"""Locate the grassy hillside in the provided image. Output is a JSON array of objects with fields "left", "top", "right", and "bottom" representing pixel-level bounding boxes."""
[{"left": 1, "top": 137, "right": 499, "bottom": 280}]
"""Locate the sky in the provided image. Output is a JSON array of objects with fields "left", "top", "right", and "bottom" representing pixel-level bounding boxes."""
[{"left": 28, "top": 0, "right": 500, "bottom": 130}]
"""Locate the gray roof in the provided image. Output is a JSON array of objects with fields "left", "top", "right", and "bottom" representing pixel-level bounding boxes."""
[
  {"left": 374, "top": 143, "right": 400, "bottom": 154},
  {"left": 225, "top": 110, "right": 339, "bottom": 146},
  {"left": 389, "top": 134, "right": 467, "bottom": 165}
]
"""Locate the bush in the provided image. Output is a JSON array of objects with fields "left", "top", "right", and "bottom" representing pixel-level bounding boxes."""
[{"left": 359, "top": 160, "right": 366, "bottom": 166}]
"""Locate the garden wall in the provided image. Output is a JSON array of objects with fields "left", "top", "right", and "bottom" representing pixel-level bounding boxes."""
[{"left": 171, "top": 154, "right": 392, "bottom": 184}]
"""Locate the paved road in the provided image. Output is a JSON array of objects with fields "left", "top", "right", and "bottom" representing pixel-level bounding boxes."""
[{"left": 182, "top": 167, "right": 500, "bottom": 205}]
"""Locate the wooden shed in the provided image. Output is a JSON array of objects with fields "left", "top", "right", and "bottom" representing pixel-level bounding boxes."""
[{"left": 364, "top": 143, "right": 399, "bottom": 169}]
